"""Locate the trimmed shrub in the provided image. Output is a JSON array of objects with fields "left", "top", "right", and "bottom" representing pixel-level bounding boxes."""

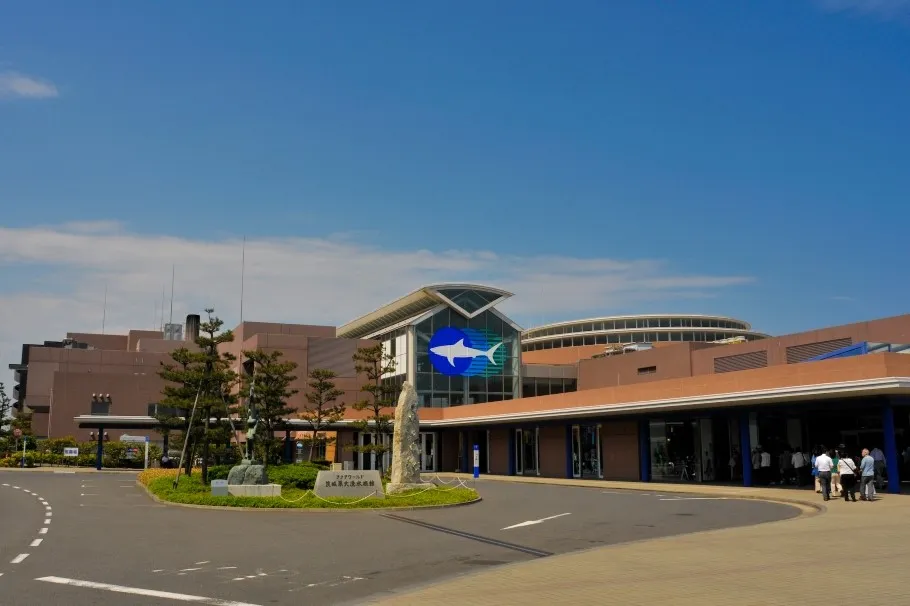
[
  {"left": 207, "top": 464, "right": 232, "bottom": 483},
  {"left": 266, "top": 463, "right": 320, "bottom": 489}
]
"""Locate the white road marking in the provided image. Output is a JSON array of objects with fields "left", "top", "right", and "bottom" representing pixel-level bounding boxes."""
[
  {"left": 180, "top": 568, "right": 202, "bottom": 572},
  {"left": 659, "top": 497, "right": 728, "bottom": 501},
  {"left": 80, "top": 493, "right": 98, "bottom": 496},
  {"left": 23, "top": 489, "right": 31, "bottom": 493},
  {"left": 1, "top": 483, "right": 8, "bottom": 486},
  {"left": 35, "top": 576, "right": 263, "bottom": 605},
  {"left": 45, "top": 506, "right": 52, "bottom": 510},
  {"left": 45, "top": 512, "right": 52, "bottom": 517},
  {"left": 39, "top": 528, "right": 48, "bottom": 535},
  {"left": 501, "top": 512, "right": 572, "bottom": 530},
  {"left": 217, "top": 566, "right": 237, "bottom": 570},
  {"left": 13, "top": 486, "right": 19, "bottom": 489},
  {"left": 44, "top": 519, "right": 51, "bottom": 525},
  {"left": 11, "top": 554, "right": 29, "bottom": 564},
  {"left": 195, "top": 561, "right": 210, "bottom": 565},
  {"left": 30, "top": 539, "right": 43, "bottom": 547},
  {"left": 153, "top": 569, "right": 164, "bottom": 573}
]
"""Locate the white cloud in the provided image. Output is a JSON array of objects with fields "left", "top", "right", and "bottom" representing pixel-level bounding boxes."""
[
  {"left": 0, "top": 222, "right": 754, "bottom": 380},
  {"left": 0, "top": 71, "right": 59, "bottom": 99},
  {"left": 813, "top": 0, "right": 910, "bottom": 19}
]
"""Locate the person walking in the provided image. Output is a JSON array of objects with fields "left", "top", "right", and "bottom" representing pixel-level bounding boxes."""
[
  {"left": 831, "top": 450, "right": 842, "bottom": 498},
  {"left": 860, "top": 448, "right": 876, "bottom": 501},
  {"left": 814, "top": 449, "right": 834, "bottom": 501},
  {"left": 870, "top": 447, "right": 885, "bottom": 490},
  {"left": 838, "top": 451, "right": 858, "bottom": 502}
]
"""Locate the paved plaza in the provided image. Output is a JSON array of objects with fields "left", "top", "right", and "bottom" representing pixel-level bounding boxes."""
[{"left": 0, "top": 468, "right": 903, "bottom": 605}]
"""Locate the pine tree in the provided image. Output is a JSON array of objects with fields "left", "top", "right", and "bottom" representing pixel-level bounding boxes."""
[
  {"left": 351, "top": 344, "right": 397, "bottom": 474},
  {"left": 241, "top": 349, "right": 299, "bottom": 465},
  {"left": 157, "top": 308, "right": 237, "bottom": 483},
  {"left": 156, "top": 347, "right": 200, "bottom": 467},
  {"left": 300, "top": 368, "right": 345, "bottom": 462}
]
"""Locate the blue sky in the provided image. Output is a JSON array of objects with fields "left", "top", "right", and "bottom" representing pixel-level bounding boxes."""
[{"left": 1, "top": 0, "right": 909, "bottom": 373}]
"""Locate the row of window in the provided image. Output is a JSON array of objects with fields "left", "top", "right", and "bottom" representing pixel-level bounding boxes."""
[
  {"left": 524, "top": 317, "right": 748, "bottom": 338},
  {"left": 521, "top": 331, "right": 762, "bottom": 351},
  {"left": 415, "top": 372, "right": 518, "bottom": 395},
  {"left": 521, "top": 378, "right": 578, "bottom": 397},
  {"left": 419, "top": 392, "right": 515, "bottom": 408}
]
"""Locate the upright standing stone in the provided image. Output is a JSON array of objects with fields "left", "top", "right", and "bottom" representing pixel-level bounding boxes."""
[{"left": 386, "top": 381, "right": 424, "bottom": 494}]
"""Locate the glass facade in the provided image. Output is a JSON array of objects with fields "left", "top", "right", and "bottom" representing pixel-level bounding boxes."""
[{"left": 414, "top": 306, "right": 521, "bottom": 407}]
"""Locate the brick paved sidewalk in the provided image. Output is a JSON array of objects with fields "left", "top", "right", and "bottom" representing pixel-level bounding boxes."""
[{"left": 373, "top": 475, "right": 908, "bottom": 605}]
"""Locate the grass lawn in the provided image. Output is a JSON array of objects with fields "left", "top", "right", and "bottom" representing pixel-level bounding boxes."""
[{"left": 140, "top": 469, "right": 478, "bottom": 509}]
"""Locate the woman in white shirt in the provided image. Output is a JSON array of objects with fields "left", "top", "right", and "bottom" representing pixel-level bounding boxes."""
[{"left": 837, "top": 451, "right": 858, "bottom": 502}]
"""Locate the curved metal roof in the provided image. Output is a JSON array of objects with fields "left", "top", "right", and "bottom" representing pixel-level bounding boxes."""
[{"left": 337, "top": 283, "right": 514, "bottom": 339}]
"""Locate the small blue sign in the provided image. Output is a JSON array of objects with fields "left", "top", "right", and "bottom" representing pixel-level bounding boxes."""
[
  {"left": 473, "top": 444, "right": 480, "bottom": 479},
  {"left": 428, "top": 327, "right": 504, "bottom": 377}
]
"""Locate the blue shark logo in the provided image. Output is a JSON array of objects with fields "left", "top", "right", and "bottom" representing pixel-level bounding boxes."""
[{"left": 428, "top": 327, "right": 504, "bottom": 377}]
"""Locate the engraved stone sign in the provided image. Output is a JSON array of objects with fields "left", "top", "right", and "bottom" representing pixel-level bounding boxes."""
[{"left": 314, "top": 470, "right": 384, "bottom": 500}]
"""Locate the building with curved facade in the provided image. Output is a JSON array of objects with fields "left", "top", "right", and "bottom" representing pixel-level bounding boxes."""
[{"left": 521, "top": 314, "right": 768, "bottom": 363}]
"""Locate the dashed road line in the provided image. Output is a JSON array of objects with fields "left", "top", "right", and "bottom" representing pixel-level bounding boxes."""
[
  {"left": 39, "top": 528, "right": 48, "bottom": 535},
  {"left": 30, "top": 539, "right": 43, "bottom": 547},
  {"left": 11, "top": 554, "right": 29, "bottom": 564}
]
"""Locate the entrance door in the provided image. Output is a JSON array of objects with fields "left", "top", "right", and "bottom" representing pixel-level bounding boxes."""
[
  {"left": 420, "top": 432, "right": 436, "bottom": 472},
  {"left": 571, "top": 426, "right": 582, "bottom": 477},
  {"left": 515, "top": 429, "right": 524, "bottom": 475},
  {"left": 522, "top": 428, "right": 539, "bottom": 475},
  {"left": 358, "top": 433, "right": 390, "bottom": 471},
  {"left": 572, "top": 425, "right": 602, "bottom": 478}
]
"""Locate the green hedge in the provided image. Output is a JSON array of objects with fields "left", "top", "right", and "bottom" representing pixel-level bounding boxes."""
[{"left": 0, "top": 438, "right": 162, "bottom": 469}]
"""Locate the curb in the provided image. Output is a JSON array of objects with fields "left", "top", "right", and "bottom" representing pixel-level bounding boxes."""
[
  {"left": 433, "top": 474, "right": 827, "bottom": 518},
  {"left": 136, "top": 480, "right": 482, "bottom": 513}
]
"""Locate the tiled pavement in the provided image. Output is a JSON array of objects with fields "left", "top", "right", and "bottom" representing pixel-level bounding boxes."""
[{"left": 374, "top": 475, "right": 908, "bottom": 605}]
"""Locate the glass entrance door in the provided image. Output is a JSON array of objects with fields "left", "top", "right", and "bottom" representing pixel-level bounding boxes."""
[
  {"left": 572, "top": 425, "right": 601, "bottom": 478},
  {"left": 515, "top": 429, "right": 523, "bottom": 475},
  {"left": 358, "top": 433, "right": 390, "bottom": 471},
  {"left": 520, "top": 428, "right": 538, "bottom": 475},
  {"left": 420, "top": 432, "right": 436, "bottom": 472},
  {"left": 572, "top": 426, "right": 582, "bottom": 477}
]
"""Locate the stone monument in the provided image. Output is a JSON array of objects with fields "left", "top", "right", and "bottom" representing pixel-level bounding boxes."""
[{"left": 386, "top": 381, "right": 424, "bottom": 494}]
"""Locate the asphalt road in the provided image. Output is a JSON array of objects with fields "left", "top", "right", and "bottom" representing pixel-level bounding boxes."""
[{"left": 0, "top": 471, "right": 800, "bottom": 605}]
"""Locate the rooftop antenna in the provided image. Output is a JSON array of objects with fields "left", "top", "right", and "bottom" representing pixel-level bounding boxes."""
[
  {"left": 239, "top": 235, "right": 246, "bottom": 325},
  {"left": 101, "top": 283, "right": 108, "bottom": 334},
  {"left": 160, "top": 287, "right": 166, "bottom": 331},
  {"left": 169, "top": 264, "right": 175, "bottom": 325}
]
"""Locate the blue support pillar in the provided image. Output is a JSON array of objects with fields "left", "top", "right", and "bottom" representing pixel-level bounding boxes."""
[
  {"left": 740, "top": 413, "right": 753, "bottom": 488},
  {"left": 95, "top": 428, "right": 104, "bottom": 471},
  {"left": 638, "top": 420, "right": 651, "bottom": 482},
  {"left": 508, "top": 429, "right": 516, "bottom": 476},
  {"left": 883, "top": 403, "right": 901, "bottom": 494},
  {"left": 566, "top": 425, "right": 574, "bottom": 478},
  {"left": 284, "top": 429, "right": 293, "bottom": 463}
]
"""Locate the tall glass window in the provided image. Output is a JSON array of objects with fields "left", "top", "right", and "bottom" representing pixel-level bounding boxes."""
[{"left": 414, "top": 305, "right": 521, "bottom": 407}]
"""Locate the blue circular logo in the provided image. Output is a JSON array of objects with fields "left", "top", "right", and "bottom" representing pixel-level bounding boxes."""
[
  {"left": 429, "top": 327, "right": 474, "bottom": 376},
  {"left": 428, "top": 327, "right": 502, "bottom": 377}
]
